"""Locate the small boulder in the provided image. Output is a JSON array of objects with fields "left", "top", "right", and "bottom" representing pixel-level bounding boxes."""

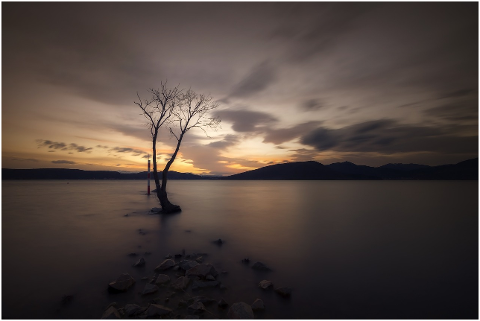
[
  {"left": 124, "top": 304, "right": 141, "bottom": 317},
  {"left": 258, "top": 280, "right": 273, "bottom": 290},
  {"left": 213, "top": 238, "right": 224, "bottom": 245},
  {"left": 171, "top": 276, "right": 190, "bottom": 290},
  {"left": 251, "top": 299, "right": 265, "bottom": 311},
  {"left": 206, "top": 275, "right": 215, "bottom": 281},
  {"left": 275, "top": 287, "right": 292, "bottom": 297},
  {"left": 141, "top": 283, "right": 159, "bottom": 295},
  {"left": 227, "top": 302, "right": 254, "bottom": 319},
  {"left": 218, "top": 298, "right": 229, "bottom": 308},
  {"left": 101, "top": 306, "right": 121, "bottom": 319},
  {"left": 187, "top": 301, "right": 206, "bottom": 314},
  {"left": 190, "top": 296, "right": 217, "bottom": 306},
  {"left": 179, "top": 260, "right": 199, "bottom": 271},
  {"left": 133, "top": 257, "right": 146, "bottom": 267},
  {"left": 108, "top": 273, "right": 135, "bottom": 292},
  {"left": 154, "top": 259, "right": 175, "bottom": 271},
  {"left": 146, "top": 304, "right": 172, "bottom": 317},
  {"left": 155, "top": 274, "right": 171, "bottom": 285},
  {"left": 165, "top": 254, "right": 173, "bottom": 259},
  {"left": 251, "top": 262, "right": 271, "bottom": 271},
  {"left": 186, "top": 263, "right": 218, "bottom": 278},
  {"left": 195, "top": 256, "right": 204, "bottom": 263}
]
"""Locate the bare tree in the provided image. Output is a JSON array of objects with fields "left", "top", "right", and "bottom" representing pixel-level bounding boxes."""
[
  {"left": 134, "top": 82, "right": 181, "bottom": 212},
  {"left": 135, "top": 84, "right": 220, "bottom": 214}
]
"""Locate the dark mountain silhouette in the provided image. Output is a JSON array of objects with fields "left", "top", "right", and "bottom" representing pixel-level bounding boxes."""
[
  {"left": 2, "top": 158, "right": 477, "bottom": 180},
  {"left": 224, "top": 158, "right": 478, "bottom": 180},
  {"left": 1, "top": 168, "right": 212, "bottom": 180}
]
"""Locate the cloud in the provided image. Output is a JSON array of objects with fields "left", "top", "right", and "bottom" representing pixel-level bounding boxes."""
[
  {"left": 208, "top": 134, "right": 240, "bottom": 149},
  {"left": 263, "top": 121, "right": 322, "bottom": 144},
  {"left": 300, "top": 99, "right": 324, "bottom": 111},
  {"left": 52, "top": 160, "right": 77, "bottom": 164},
  {"left": 423, "top": 103, "right": 477, "bottom": 123},
  {"left": 228, "top": 60, "right": 276, "bottom": 99},
  {"left": 214, "top": 109, "right": 278, "bottom": 132},
  {"left": 110, "top": 147, "right": 147, "bottom": 156},
  {"left": 37, "top": 140, "right": 92, "bottom": 153},
  {"left": 10, "top": 157, "right": 39, "bottom": 162},
  {"left": 300, "top": 119, "right": 478, "bottom": 155}
]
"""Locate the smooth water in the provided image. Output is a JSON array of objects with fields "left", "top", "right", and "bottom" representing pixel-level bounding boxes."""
[{"left": 2, "top": 180, "right": 478, "bottom": 319}]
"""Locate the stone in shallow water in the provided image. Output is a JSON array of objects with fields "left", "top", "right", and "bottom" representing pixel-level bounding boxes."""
[
  {"left": 186, "top": 263, "right": 218, "bottom": 278},
  {"left": 101, "top": 306, "right": 121, "bottom": 319},
  {"left": 124, "top": 304, "right": 141, "bottom": 317},
  {"left": 251, "top": 299, "right": 265, "bottom": 311},
  {"left": 108, "top": 273, "right": 135, "bottom": 292},
  {"left": 187, "top": 301, "right": 206, "bottom": 314},
  {"left": 133, "top": 257, "right": 145, "bottom": 267},
  {"left": 179, "top": 260, "right": 199, "bottom": 271},
  {"left": 258, "top": 280, "right": 273, "bottom": 290},
  {"left": 275, "top": 287, "right": 292, "bottom": 297},
  {"left": 155, "top": 274, "right": 171, "bottom": 285},
  {"left": 146, "top": 304, "right": 172, "bottom": 317},
  {"left": 227, "top": 302, "right": 254, "bottom": 319},
  {"left": 251, "top": 261, "right": 271, "bottom": 271},
  {"left": 171, "top": 276, "right": 190, "bottom": 290},
  {"left": 141, "top": 283, "right": 159, "bottom": 295},
  {"left": 154, "top": 259, "right": 175, "bottom": 271},
  {"left": 218, "top": 298, "right": 229, "bottom": 308}
]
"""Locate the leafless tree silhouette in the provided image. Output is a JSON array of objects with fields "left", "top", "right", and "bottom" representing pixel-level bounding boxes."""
[{"left": 135, "top": 83, "right": 220, "bottom": 213}]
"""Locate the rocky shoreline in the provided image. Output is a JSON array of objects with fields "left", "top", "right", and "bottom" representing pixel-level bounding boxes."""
[{"left": 98, "top": 214, "right": 292, "bottom": 319}]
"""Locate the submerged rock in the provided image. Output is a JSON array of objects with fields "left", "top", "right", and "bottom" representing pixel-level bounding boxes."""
[
  {"left": 101, "top": 306, "right": 121, "bottom": 319},
  {"left": 179, "top": 260, "right": 199, "bottom": 271},
  {"left": 227, "top": 302, "right": 254, "bottom": 319},
  {"left": 213, "top": 238, "right": 224, "bottom": 245},
  {"left": 133, "top": 257, "right": 146, "bottom": 267},
  {"left": 154, "top": 259, "right": 176, "bottom": 271},
  {"left": 124, "top": 304, "right": 142, "bottom": 317},
  {"left": 108, "top": 273, "right": 135, "bottom": 292},
  {"left": 251, "top": 262, "right": 271, "bottom": 271},
  {"left": 141, "top": 283, "right": 159, "bottom": 295},
  {"left": 251, "top": 299, "right": 265, "bottom": 311},
  {"left": 186, "top": 263, "right": 218, "bottom": 278},
  {"left": 155, "top": 274, "right": 171, "bottom": 285},
  {"left": 258, "top": 280, "right": 273, "bottom": 290},
  {"left": 275, "top": 287, "right": 292, "bottom": 297},
  {"left": 146, "top": 304, "right": 172, "bottom": 317},
  {"left": 171, "top": 276, "right": 190, "bottom": 290},
  {"left": 218, "top": 298, "right": 229, "bottom": 308},
  {"left": 187, "top": 301, "right": 206, "bottom": 314}
]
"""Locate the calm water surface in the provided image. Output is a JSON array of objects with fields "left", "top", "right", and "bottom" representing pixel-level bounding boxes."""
[{"left": 2, "top": 180, "right": 478, "bottom": 318}]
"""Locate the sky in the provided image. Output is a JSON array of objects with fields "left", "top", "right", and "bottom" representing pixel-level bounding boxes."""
[{"left": 2, "top": 2, "right": 478, "bottom": 176}]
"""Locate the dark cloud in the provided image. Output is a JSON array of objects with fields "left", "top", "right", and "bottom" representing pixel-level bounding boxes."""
[
  {"left": 424, "top": 103, "right": 478, "bottom": 123},
  {"left": 228, "top": 61, "right": 276, "bottom": 99},
  {"left": 214, "top": 109, "right": 277, "bottom": 132},
  {"left": 208, "top": 134, "right": 240, "bottom": 149},
  {"left": 10, "top": 157, "right": 39, "bottom": 162},
  {"left": 300, "top": 99, "right": 324, "bottom": 111},
  {"left": 300, "top": 119, "right": 478, "bottom": 155},
  {"left": 439, "top": 88, "right": 476, "bottom": 99},
  {"left": 37, "top": 140, "right": 92, "bottom": 153},
  {"left": 110, "top": 147, "right": 147, "bottom": 156},
  {"left": 263, "top": 121, "right": 322, "bottom": 145},
  {"left": 52, "top": 160, "right": 77, "bottom": 164}
]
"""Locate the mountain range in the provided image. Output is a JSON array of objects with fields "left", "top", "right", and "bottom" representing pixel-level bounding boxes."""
[{"left": 2, "top": 158, "right": 477, "bottom": 180}]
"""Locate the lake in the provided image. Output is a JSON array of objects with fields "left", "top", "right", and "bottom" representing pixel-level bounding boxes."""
[{"left": 2, "top": 180, "right": 478, "bottom": 318}]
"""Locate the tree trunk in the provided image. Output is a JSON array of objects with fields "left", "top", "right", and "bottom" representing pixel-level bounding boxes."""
[{"left": 158, "top": 133, "right": 184, "bottom": 214}]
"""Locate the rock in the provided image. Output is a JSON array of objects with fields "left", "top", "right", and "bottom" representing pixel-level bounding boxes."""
[
  {"left": 124, "top": 304, "right": 142, "bottom": 317},
  {"left": 108, "top": 273, "right": 135, "bottom": 292},
  {"left": 195, "top": 256, "right": 204, "bottom": 263},
  {"left": 251, "top": 299, "right": 265, "bottom": 311},
  {"left": 186, "top": 263, "right": 218, "bottom": 278},
  {"left": 133, "top": 257, "right": 146, "bottom": 267},
  {"left": 275, "top": 287, "right": 292, "bottom": 297},
  {"left": 146, "top": 304, "right": 172, "bottom": 317},
  {"left": 251, "top": 262, "right": 271, "bottom": 271},
  {"left": 171, "top": 276, "right": 190, "bottom": 290},
  {"left": 213, "top": 238, "right": 224, "bottom": 245},
  {"left": 155, "top": 274, "right": 171, "bottom": 285},
  {"left": 206, "top": 275, "right": 215, "bottom": 281},
  {"left": 227, "top": 302, "right": 254, "bottom": 319},
  {"left": 190, "top": 296, "right": 217, "bottom": 305},
  {"left": 191, "top": 280, "right": 219, "bottom": 290},
  {"left": 141, "top": 283, "right": 159, "bottom": 295},
  {"left": 179, "top": 260, "right": 199, "bottom": 271},
  {"left": 258, "top": 280, "right": 273, "bottom": 290},
  {"left": 128, "top": 252, "right": 138, "bottom": 257},
  {"left": 101, "top": 306, "right": 121, "bottom": 319},
  {"left": 175, "top": 253, "right": 183, "bottom": 258},
  {"left": 165, "top": 254, "right": 173, "bottom": 259},
  {"left": 187, "top": 301, "right": 206, "bottom": 314},
  {"left": 218, "top": 298, "right": 229, "bottom": 308},
  {"left": 241, "top": 258, "right": 250, "bottom": 264},
  {"left": 155, "top": 259, "right": 176, "bottom": 271}
]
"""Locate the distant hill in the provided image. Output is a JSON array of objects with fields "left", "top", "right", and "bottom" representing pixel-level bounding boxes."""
[
  {"left": 2, "top": 158, "right": 477, "bottom": 180},
  {"left": 1, "top": 168, "right": 213, "bottom": 180},
  {"left": 224, "top": 158, "right": 478, "bottom": 180}
]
